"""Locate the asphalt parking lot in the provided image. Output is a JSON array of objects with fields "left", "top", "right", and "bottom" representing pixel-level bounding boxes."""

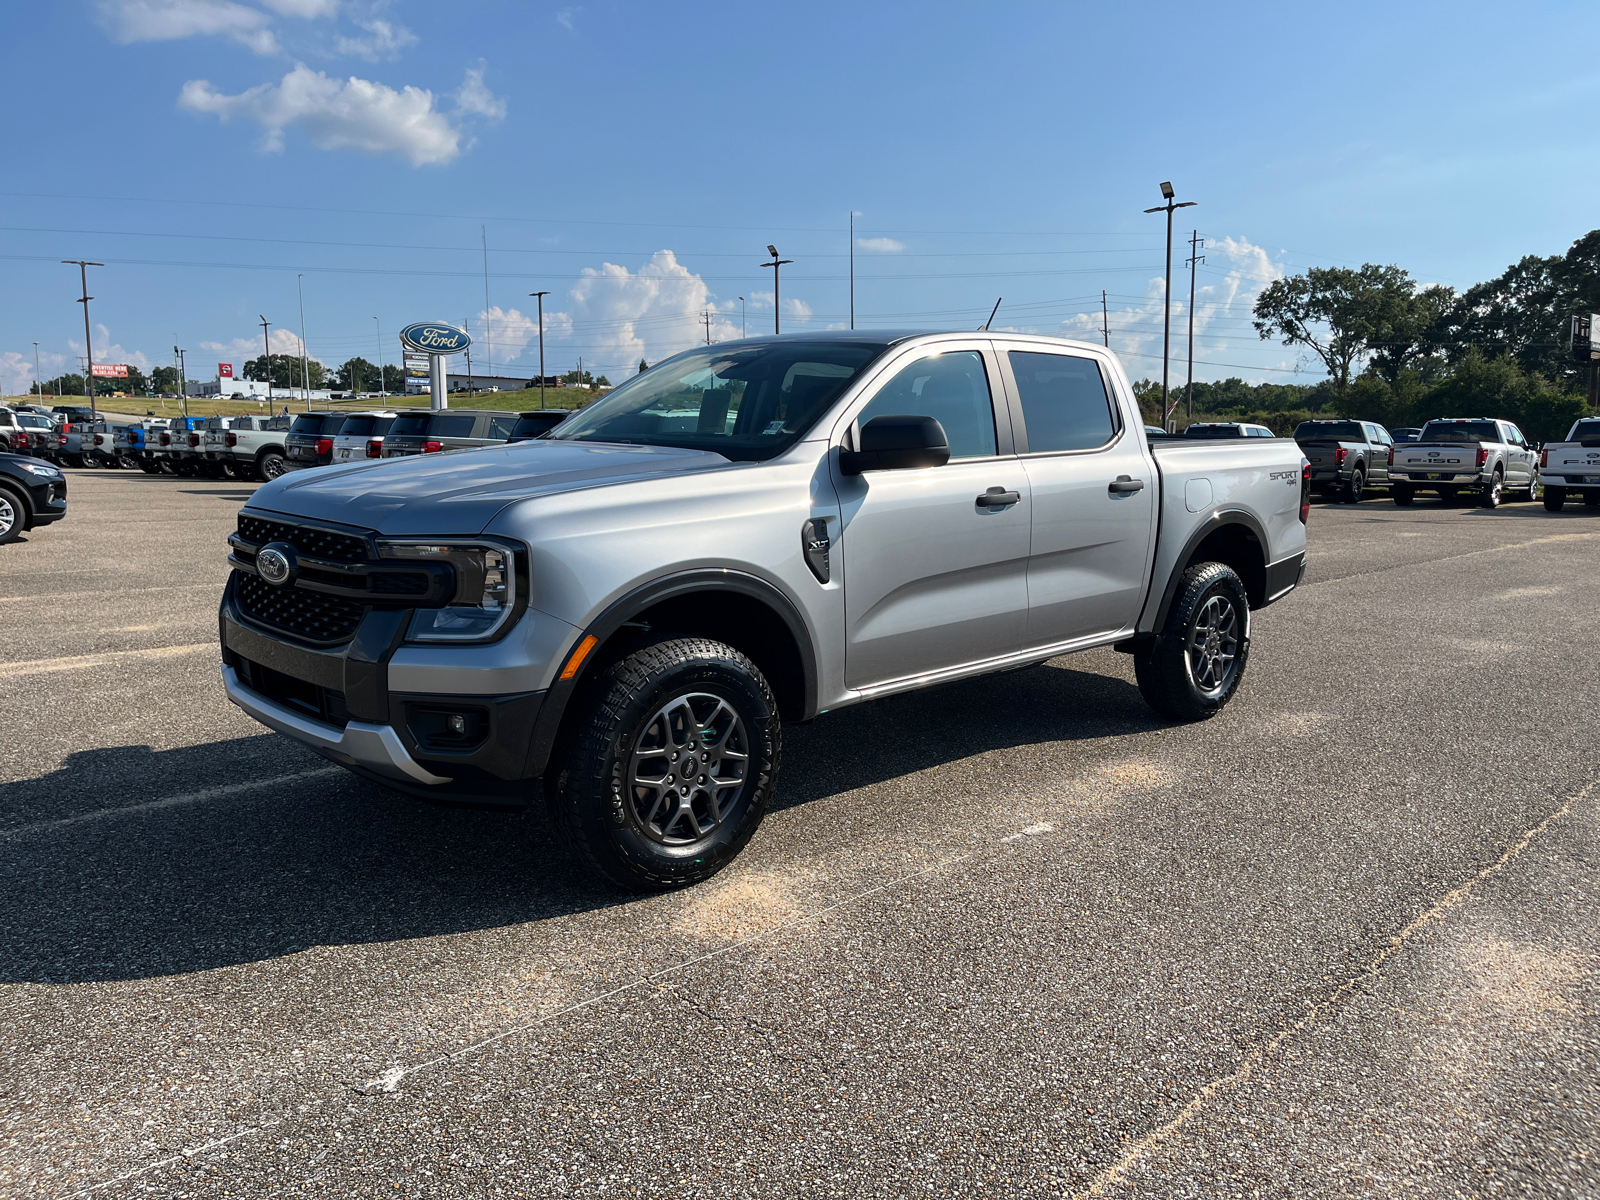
[{"left": 2, "top": 470, "right": 1597, "bottom": 1199}]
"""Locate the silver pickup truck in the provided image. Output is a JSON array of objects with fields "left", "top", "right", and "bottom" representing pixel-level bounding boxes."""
[
  {"left": 218, "top": 332, "right": 1309, "bottom": 889},
  {"left": 1538, "top": 416, "right": 1600, "bottom": 511},
  {"left": 1389, "top": 417, "right": 1539, "bottom": 507}
]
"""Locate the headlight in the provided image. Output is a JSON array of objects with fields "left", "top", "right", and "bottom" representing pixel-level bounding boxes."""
[
  {"left": 18, "top": 463, "right": 63, "bottom": 478},
  {"left": 377, "top": 539, "right": 518, "bottom": 642}
]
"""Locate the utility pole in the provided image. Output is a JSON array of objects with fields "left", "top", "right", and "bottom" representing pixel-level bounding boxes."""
[
  {"left": 481, "top": 225, "right": 492, "bottom": 381},
  {"left": 259, "top": 315, "right": 273, "bottom": 409},
  {"left": 297, "top": 273, "right": 310, "bottom": 408},
  {"left": 849, "top": 212, "right": 854, "bottom": 330},
  {"left": 529, "top": 291, "right": 550, "bottom": 410},
  {"left": 177, "top": 347, "right": 187, "bottom": 417},
  {"left": 62, "top": 260, "right": 102, "bottom": 418},
  {"left": 702, "top": 310, "right": 713, "bottom": 344},
  {"left": 173, "top": 344, "right": 181, "bottom": 414},
  {"left": 374, "top": 316, "right": 385, "bottom": 400},
  {"left": 1184, "top": 231, "right": 1205, "bottom": 422},
  {"left": 738, "top": 296, "right": 745, "bottom": 338},
  {"left": 1143, "top": 182, "right": 1196, "bottom": 429},
  {"left": 763, "top": 245, "right": 792, "bottom": 335},
  {"left": 465, "top": 315, "right": 473, "bottom": 394},
  {"left": 1101, "top": 291, "right": 1109, "bottom": 348},
  {"left": 32, "top": 342, "right": 41, "bottom": 397}
]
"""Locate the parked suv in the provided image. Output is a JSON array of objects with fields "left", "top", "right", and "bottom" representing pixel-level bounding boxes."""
[
  {"left": 329, "top": 412, "right": 397, "bottom": 464},
  {"left": 0, "top": 451, "right": 68, "bottom": 544},
  {"left": 1181, "top": 422, "right": 1277, "bottom": 439},
  {"left": 1294, "top": 419, "right": 1392, "bottom": 503},
  {"left": 222, "top": 331, "right": 1309, "bottom": 890},
  {"left": 507, "top": 409, "right": 573, "bottom": 441},
  {"left": 50, "top": 404, "right": 95, "bottom": 426},
  {"left": 284, "top": 413, "right": 349, "bottom": 470},
  {"left": 382, "top": 408, "right": 519, "bottom": 457}
]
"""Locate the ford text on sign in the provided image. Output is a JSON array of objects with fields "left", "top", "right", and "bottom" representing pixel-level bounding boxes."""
[{"left": 399, "top": 322, "right": 472, "bottom": 354}]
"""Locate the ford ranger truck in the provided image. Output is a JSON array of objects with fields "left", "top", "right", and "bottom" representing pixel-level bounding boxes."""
[
  {"left": 1539, "top": 416, "right": 1600, "bottom": 511},
  {"left": 1389, "top": 417, "right": 1538, "bottom": 508},
  {"left": 1294, "top": 418, "right": 1392, "bottom": 503},
  {"left": 219, "top": 332, "right": 1309, "bottom": 890}
]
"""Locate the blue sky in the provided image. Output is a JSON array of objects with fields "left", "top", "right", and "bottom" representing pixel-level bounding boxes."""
[{"left": 4, "top": 1, "right": 1598, "bottom": 394}]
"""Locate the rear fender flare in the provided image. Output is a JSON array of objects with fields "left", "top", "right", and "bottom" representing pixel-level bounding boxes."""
[{"left": 1151, "top": 510, "right": 1270, "bottom": 634}]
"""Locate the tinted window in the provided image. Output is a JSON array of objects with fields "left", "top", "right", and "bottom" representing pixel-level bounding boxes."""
[
  {"left": 429, "top": 414, "right": 478, "bottom": 438},
  {"left": 856, "top": 351, "right": 996, "bottom": 459},
  {"left": 1568, "top": 419, "right": 1600, "bottom": 441},
  {"left": 289, "top": 415, "right": 325, "bottom": 435},
  {"left": 512, "top": 412, "right": 568, "bottom": 437},
  {"left": 388, "top": 414, "right": 430, "bottom": 437},
  {"left": 1420, "top": 420, "right": 1500, "bottom": 443},
  {"left": 487, "top": 413, "right": 517, "bottom": 439},
  {"left": 1294, "top": 421, "right": 1363, "bottom": 441},
  {"left": 552, "top": 341, "right": 885, "bottom": 462},
  {"left": 320, "top": 415, "right": 348, "bottom": 436},
  {"left": 1182, "top": 425, "right": 1244, "bottom": 439},
  {"left": 371, "top": 416, "right": 395, "bottom": 436},
  {"left": 338, "top": 415, "right": 379, "bottom": 438},
  {"left": 1007, "top": 351, "right": 1116, "bottom": 453}
]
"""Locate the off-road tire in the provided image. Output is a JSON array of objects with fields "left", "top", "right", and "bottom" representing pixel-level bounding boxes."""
[
  {"left": 1544, "top": 486, "right": 1565, "bottom": 512},
  {"left": 1134, "top": 561, "right": 1251, "bottom": 722},
  {"left": 1342, "top": 467, "right": 1365, "bottom": 504},
  {"left": 1480, "top": 471, "right": 1503, "bottom": 509},
  {"left": 548, "top": 636, "right": 780, "bottom": 891},
  {"left": 1392, "top": 483, "right": 1414, "bottom": 506},
  {"left": 256, "top": 451, "right": 287, "bottom": 481}
]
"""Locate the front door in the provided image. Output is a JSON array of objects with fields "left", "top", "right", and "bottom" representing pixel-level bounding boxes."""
[
  {"left": 997, "top": 346, "right": 1156, "bottom": 647},
  {"left": 833, "top": 344, "right": 1030, "bottom": 691}
]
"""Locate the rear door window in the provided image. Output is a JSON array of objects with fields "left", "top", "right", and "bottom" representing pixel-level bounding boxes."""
[
  {"left": 1007, "top": 351, "right": 1118, "bottom": 453},
  {"left": 855, "top": 350, "right": 997, "bottom": 459},
  {"left": 428, "top": 414, "right": 478, "bottom": 438}
]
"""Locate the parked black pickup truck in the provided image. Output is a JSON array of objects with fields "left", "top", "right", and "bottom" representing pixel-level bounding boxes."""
[{"left": 1294, "top": 419, "right": 1393, "bottom": 503}]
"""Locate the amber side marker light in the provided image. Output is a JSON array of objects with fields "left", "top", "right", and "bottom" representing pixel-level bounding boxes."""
[{"left": 559, "top": 634, "right": 599, "bottom": 681}]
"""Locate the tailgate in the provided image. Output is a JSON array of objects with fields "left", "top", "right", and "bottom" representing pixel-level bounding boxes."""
[{"left": 1394, "top": 444, "right": 1475, "bottom": 473}]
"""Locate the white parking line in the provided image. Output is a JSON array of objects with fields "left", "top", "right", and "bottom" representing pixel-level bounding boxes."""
[
  {"left": 0, "top": 768, "right": 344, "bottom": 839},
  {"left": 0, "top": 643, "right": 213, "bottom": 679}
]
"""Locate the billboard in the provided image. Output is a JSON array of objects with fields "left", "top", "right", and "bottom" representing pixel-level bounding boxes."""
[
  {"left": 90, "top": 363, "right": 129, "bottom": 378},
  {"left": 1571, "top": 314, "right": 1600, "bottom": 364},
  {"left": 219, "top": 362, "right": 234, "bottom": 378},
  {"left": 403, "top": 351, "right": 429, "bottom": 379}
]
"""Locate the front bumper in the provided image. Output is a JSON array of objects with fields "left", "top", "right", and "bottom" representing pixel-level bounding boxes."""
[{"left": 218, "top": 577, "right": 544, "bottom": 805}]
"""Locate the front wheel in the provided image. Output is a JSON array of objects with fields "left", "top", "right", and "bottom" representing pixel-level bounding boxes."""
[
  {"left": 1392, "top": 483, "right": 1414, "bottom": 506},
  {"left": 1480, "top": 472, "right": 1503, "bottom": 509},
  {"left": 1342, "top": 468, "right": 1366, "bottom": 504},
  {"left": 1526, "top": 474, "right": 1541, "bottom": 502},
  {"left": 0, "top": 487, "right": 23, "bottom": 545},
  {"left": 549, "top": 637, "right": 780, "bottom": 891},
  {"left": 1544, "top": 486, "right": 1566, "bottom": 512},
  {"left": 1134, "top": 562, "right": 1251, "bottom": 722}
]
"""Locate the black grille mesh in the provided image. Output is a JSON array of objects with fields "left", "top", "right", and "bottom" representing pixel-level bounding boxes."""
[
  {"left": 368, "top": 571, "right": 431, "bottom": 596},
  {"left": 237, "top": 515, "right": 369, "bottom": 563},
  {"left": 235, "top": 571, "right": 366, "bottom": 643}
]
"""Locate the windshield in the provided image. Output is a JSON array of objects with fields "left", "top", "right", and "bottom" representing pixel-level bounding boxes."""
[
  {"left": 1295, "top": 420, "right": 1363, "bottom": 441},
  {"left": 549, "top": 341, "right": 888, "bottom": 461},
  {"left": 1420, "top": 420, "right": 1499, "bottom": 443},
  {"left": 1566, "top": 419, "right": 1600, "bottom": 442}
]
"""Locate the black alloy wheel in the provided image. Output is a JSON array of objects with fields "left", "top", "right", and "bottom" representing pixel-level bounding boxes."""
[
  {"left": 1134, "top": 561, "right": 1251, "bottom": 721},
  {"left": 257, "top": 452, "right": 287, "bottom": 481},
  {"left": 550, "top": 636, "right": 780, "bottom": 890},
  {"left": 1343, "top": 467, "right": 1365, "bottom": 504}
]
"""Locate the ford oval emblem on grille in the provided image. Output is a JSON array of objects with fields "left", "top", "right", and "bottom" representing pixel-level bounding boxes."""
[{"left": 257, "top": 543, "right": 297, "bottom": 586}]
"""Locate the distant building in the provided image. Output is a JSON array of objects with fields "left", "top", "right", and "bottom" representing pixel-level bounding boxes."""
[{"left": 442, "top": 373, "right": 533, "bottom": 393}]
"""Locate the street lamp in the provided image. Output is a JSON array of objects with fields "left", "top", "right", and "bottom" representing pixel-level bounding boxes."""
[
  {"left": 374, "top": 316, "right": 385, "bottom": 400},
  {"left": 1144, "top": 182, "right": 1196, "bottom": 429},
  {"left": 738, "top": 296, "right": 745, "bottom": 338},
  {"left": 529, "top": 291, "right": 550, "bottom": 410},
  {"left": 297, "top": 274, "right": 310, "bottom": 410},
  {"left": 763, "top": 245, "right": 792, "bottom": 335},
  {"left": 259, "top": 315, "right": 273, "bottom": 409},
  {"left": 32, "top": 342, "right": 41, "bottom": 398}
]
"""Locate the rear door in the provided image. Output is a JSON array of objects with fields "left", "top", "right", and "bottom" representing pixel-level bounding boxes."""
[
  {"left": 833, "top": 341, "right": 1030, "bottom": 690},
  {"left": 1368, "top": 424, "right": 1392, "bottom": 483},
  {"left": 998, "top": 345, "right": 1156, "bottom": 647}
]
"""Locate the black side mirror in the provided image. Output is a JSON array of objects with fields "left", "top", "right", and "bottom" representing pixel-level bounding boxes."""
[{"left": 839, "top": 414, "right": 951, "bottom": 475}]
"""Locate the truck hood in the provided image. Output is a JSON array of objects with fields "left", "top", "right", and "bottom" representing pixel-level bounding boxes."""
[{"left": 245, "top": 440, "right": 733, "bottom": 535}]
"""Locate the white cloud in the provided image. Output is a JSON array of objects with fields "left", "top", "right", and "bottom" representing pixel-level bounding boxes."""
[
  {"left": 783, "top": 298, "right": 812, "bottom": 320},
  {"left": 855, "top": 237, "right": 904, "bottom": 253},
  {"left": 98, "top": 0, "right": 279, "bottom": 54},
  {"left": 1, "top": 352, "right": 36, "bottom": 397},
  {"left": 555, "top": 7, "right": 579, "bottom": 30},
  {"left": 180, "top": 65, "right": 463, "bottom": 165},
  {"left": 454, "top": 64, "right": 506, "bottom": 120},
  {"left": 260, "top": 0, "right": 337, "bottom": 15},
  {"left": 201, "top": 328, "right": 318, "bottom": 363},
  {"left": 67, "top": 326, "right": 154, "bottom": 374},
  {"left": 336, "top": 18, "right": 416, "bottom": 61}
]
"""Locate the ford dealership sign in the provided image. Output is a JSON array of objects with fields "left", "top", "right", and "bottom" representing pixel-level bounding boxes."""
[{"left": 400, "top": 322, "right": 471, "bottom": 354}]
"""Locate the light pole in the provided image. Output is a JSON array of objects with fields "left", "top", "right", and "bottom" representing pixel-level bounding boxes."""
[
  {"left": 529, "top": 291, "right": 550, "bottom": 410},
  {"left": 848, "top": 211, "right": 855, "bottom": 330},
  {"left": 763, "top": 245, "right": 792, "bottom": 335},
  {"left": 297, "top": 273, "right": 309, "bottom": 410},
  {"left": 1143, "top": 182, "right": 1196, "bottom": 429},
  {"left": 259, "top": 315, "right": 273, "bottom": 409},
  {"left": 176, "top": 346, "right": 187, "bottom": 417},
  {"left": 32, "top": 342, "right": 40, "bottom": 397},
  {"left": 738, "top": 296, "right": 745, "bottom": 338},
  {"left": 374, "top": 316, "right": 385, "bottom": 400},
  {"left": 1185, "top": 231, "right": 1205, "bottom": 423},
  {"left": 62, "top": 260, "right": 103, "bottom": 419}
]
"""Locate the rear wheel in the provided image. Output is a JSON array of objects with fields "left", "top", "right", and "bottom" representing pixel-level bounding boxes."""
[
  {"left": 1342, "top": 467, "right": 1366, "bottom": 504},
  {"left": 1586, "top": 492, "right": 1600, "bottom": 508},
  {"left": 548, "top": 637, "right": 780, "bottom": 891},
  {"left": 256, "top": 451, "right": 287, "bottom": 481},
  {"left": 1392, "top": 483, "right": 1414, "bottom": 506},
  {"left": 1544, "top": 486, "right": 1566, "bottom": 512},
  {"left": 1480, "top": 471, "right": 1503, "bottom": 509},
  {"left": 1134, "top": 562, "right": 1250, "bottom": 722}
]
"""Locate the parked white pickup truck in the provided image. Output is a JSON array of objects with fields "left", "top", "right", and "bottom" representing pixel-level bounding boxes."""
[
  {"left": 1389, "top": 418, "right": 1539, "bottom": 508},
  {"left": 1539, "top": 417, "right": 1600, "bottom": 511}
]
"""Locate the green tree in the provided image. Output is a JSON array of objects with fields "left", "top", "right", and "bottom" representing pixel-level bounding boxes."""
[
  {"left": 44, "top": 373, "right": 85, "bottom": 396},
  {"left": 149, "top": 365, "right": 180, "bottom": 394},
  {"left": 333, "top": 357, "right": 376, "bottom": 391},
  {"left": 381, "top": 363, "right": 405, "bottom": 392},
  {"left": 1253, "top": 264, "right": 1438, "bottom": 391},
  {"left": 638, "top": 359, "right": 649, "bottom": 373},
  {"left": 244, "top": 353, "right": 325, "bottom": 390},
  {"left": 563, "top": 367, "right": 595, "bottom": 386},
  {"left": 595, "top": 374, "right": 611, "bottom": 387}
]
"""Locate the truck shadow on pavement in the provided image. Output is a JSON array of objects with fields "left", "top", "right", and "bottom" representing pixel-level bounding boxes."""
[{"left": 0, "top": 660, "right": 1152, "bottom": 985}]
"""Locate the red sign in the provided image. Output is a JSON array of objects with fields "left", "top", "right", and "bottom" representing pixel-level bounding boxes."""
[
  {"left": 219, "top": 363, "right": 234, "bottom": 378},
  {"left": 90, "top": 363, "right": 129, "bottom": 378}
]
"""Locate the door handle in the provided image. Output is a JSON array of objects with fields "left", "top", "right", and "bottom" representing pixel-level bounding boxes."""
[
  {"left": 1109, "top": 475, "right": 1145, "bottom": 494},
  {"left": 976, "top": 487, "right": 1021, "bottom": 508}
]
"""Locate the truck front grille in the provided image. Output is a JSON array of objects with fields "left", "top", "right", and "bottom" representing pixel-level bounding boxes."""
[
  {"left": 236, "top": 515, "right": 370, "bottom": 562},
  {"left": 233, "top": 654, "right": 349, "bottom": 727},
  {"left": 235, "top": 571, "right": 367, "bottom": 643}
]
